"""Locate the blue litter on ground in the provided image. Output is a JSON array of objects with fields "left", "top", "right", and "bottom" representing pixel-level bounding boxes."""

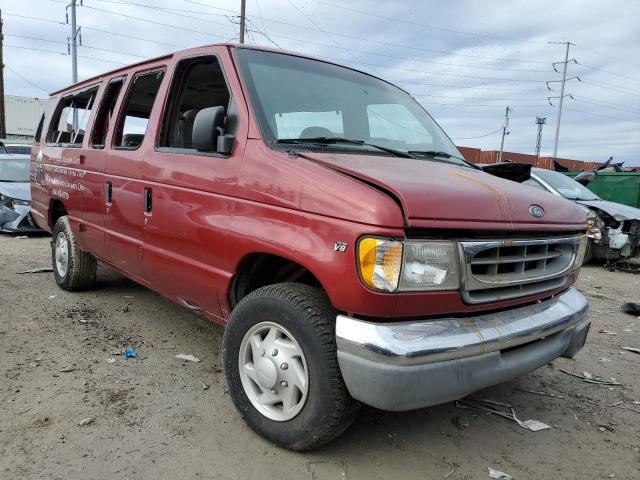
[{"left": 123, "top": 348, "right": 138, "bottom": 359}]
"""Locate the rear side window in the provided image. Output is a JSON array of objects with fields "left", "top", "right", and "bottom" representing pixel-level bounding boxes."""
[
  {"left": 46, "top": 86, "right": 99, "bottom": 147},
  {"left": 114, "top": 71, "right": 165, "bottom": 149},
  {"left": 90, "top": 77, "right": 125, "bottom": 148},
  {"left": 159, "top": 56, "right": 231, "bottom": 150}
]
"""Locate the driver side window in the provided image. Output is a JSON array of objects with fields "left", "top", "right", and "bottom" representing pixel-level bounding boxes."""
[{"left": 159, "top": 56, "right": 233, "bottom": 151}]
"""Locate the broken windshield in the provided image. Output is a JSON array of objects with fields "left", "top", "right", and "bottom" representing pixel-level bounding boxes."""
[
  {"left": 236, "top": 48, "right": 464, "bottom": 165},
  {"left": 535, "top": 169, "right": 600, "bottom": 201}
]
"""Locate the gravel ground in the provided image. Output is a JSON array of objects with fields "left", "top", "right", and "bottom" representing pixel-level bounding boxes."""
[{"left": 1, "top": 234, "right": 640, "bottom": 480}]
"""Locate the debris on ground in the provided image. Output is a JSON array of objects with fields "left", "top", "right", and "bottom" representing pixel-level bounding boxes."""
[
  {"left": 106, "top": 358, "right": 116, "bottom": 364},
  {"left": 598, "top": 329, "right": 618, "bottom": 335},
  {"left": 175, "top": 354, "right": 201, "bottom": 363},
  {"left": 16, "top": 267, "right": 53, "bottom": 274},
  {"left": 48, "top": 295, "right": 57, "bottom": 300},
  {"left": 122, "top": 303, "right": 131, "bottom": 313},
  {"left": 59, "top": 366, "right": 76, "bottom": 373},
  {"left": 559, "top": 369, "right": 622, "bottom": 385},
  {"left": 456, "top": 398, "right": 551, "bottom": 432},
  {"left": 488, "top": 467, "right": 512, "bottom": 479},
  {"left": 452, "top": 416, "right": 470, "bottom": 430},
  {"left": 516, "top": 388, "right": 565, "bottom": 399},
  {"left": 202, "top": 384, "right": 210, "bottom": 391},
  {"left": 15, "top": 235, "right": 28, "bottom": 240},
  {"left": 443, "top": 461, "right": 454, "bottom": 478},
  {"left": 122, "top": 348, "right": 138, "bottom": 359},
  {"left": 622, "top": 303, "right": 640, "bottom": 316},
  {"left": 609, "top": 401, "right": 640, "bottom": 415},
  {"left": 622, "top": 346, "right": 640, "bottom": 355},
  {"left": 78, "top": 417, "right": 95, "bottom": 427}
]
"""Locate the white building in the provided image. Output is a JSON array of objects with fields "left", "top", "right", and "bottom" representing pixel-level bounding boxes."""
[{"left": 4, "top": 95, "right": 47, "bottom": 141}]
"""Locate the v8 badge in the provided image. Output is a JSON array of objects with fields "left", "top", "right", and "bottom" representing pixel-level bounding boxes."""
[{"left": 334, "top": 241, "right": 348, "bottom": 252}]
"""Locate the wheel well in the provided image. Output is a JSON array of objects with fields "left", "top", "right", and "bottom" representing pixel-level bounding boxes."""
[
  {"left": 49, "top": 200, "right": 68, "bottom": 230},
  {"left": 230, "top": 253, "right": 322, "bottom": 308}
]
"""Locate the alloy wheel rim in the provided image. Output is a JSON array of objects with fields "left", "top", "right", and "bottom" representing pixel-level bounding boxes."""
[
  {"left": 238, "top": 321, "right": 309, "bottom": 422},
  {"left": 54, "top": 232, "right": 69, "bottom": 277}
]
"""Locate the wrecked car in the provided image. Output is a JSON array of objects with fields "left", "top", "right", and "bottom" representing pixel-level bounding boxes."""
[
  {"left": 31, "top": 44, "right": 590, "bottom": 451},
  {"left": 0, "top": 147, "right": 41, "bottom": 233},
  {"left": 524, "top": 167, "right": 640, "bottom": 265}
]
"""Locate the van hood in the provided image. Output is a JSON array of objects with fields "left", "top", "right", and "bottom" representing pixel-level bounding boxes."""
[{"left": 300, "top": 152, "right": 587, "bottom": 231}]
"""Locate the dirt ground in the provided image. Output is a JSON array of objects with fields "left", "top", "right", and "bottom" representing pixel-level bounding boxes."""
[{"left": 1, "top": 234, "right": 639, "bottom": 480}]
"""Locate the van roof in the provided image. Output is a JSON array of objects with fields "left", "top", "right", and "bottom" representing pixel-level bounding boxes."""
[{"left": 50, "top": 43, "right": 409, "bottom": 98}]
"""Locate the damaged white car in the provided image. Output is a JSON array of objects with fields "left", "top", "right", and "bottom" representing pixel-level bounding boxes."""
[
  {"left": 0, "top": 147, "right": 42, "bottom": 234},
  {"left": 524, "top": 167, "right": 640, "bottom": 266}
]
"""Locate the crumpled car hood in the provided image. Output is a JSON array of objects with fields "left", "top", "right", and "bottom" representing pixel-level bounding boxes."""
[
  {"left": 578, "top": 199, "right": 640, "bottom": 222},
  {"left": 0, "top": 181, "right": 30, "bottom": 201},
  {"left": 300, "top": 152, "right": 587, "bottom": 230}
]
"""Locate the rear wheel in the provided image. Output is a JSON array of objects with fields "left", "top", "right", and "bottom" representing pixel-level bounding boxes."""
[
  {"left": 222, "top": 283, "right": 358, "bottom": 451},
  {"left": 52, "top": 216, "right": 97, "bottom": 291}
]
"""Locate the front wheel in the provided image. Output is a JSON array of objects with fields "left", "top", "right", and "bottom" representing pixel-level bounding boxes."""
[{"left": 222, "top": 283, "right": 358, "bottom": 451}]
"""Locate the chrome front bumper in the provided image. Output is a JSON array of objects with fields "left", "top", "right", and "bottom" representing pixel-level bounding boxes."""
[{"left": 336, "top": 287, "right": 589, "bottom": 411}]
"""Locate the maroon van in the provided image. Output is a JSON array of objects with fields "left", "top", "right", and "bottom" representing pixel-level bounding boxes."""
[{"left": 30, "top": 44, "right": 590, "bottom": 450}]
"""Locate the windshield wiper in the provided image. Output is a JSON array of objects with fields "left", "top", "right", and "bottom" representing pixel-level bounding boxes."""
[
  {"left": 408, "top": 150, "right": 480, "bottom": 169},
  {"left": 275, "top": 137, "right": 414, "bottom": 158}
]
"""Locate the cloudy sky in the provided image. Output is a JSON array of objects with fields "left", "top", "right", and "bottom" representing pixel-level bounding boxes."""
[{"left": 2, "top": 0, "right": 639, "bottom": 164}]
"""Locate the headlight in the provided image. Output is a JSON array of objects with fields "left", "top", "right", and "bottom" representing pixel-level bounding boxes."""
[
  {"left": 400, "top": 241, "right": 460, "bottom": 291},
  {"left": 357, "top": 237, "right": 460, "bottom": 292},
  {"left": 573, "top": 235, "right": 588, "bottom": 270},
  {"left": 357, "top": 237, "right": 403, "bottom": 291}
]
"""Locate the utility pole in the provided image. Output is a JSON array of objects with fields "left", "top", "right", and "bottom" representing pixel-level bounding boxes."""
[
  {"left": 0, "top": 9, "right": 6, "bottom": 139},
  {"left": 535, "top": 117, "right": 546, "bottom": 158},
  {"left": 498, "top": 106, "right": 511, "bottom": 163},
  {"left": 66, "top": 0, "right": 81, "bottom": 84},
  {"left": 239, "top": 0, "right": 246, "bottom": 44},
  {"left": 548, "top": 42, "right": 579, "bottom": 159}
]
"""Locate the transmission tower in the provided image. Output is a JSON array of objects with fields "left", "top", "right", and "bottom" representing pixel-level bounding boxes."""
[
  {"left": 547, "top": 42, "right": 581, "bottom": 158},
  {"left": 535, "top": 117, "right": 546, "bottom": 158}
]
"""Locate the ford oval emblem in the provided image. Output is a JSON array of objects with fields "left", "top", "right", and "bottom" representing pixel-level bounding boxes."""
[{"left": 529, "top": 205, "right": 545, "bottom": 218}]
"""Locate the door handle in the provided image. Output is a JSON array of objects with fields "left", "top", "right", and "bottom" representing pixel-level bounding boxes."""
[
  {"left": 144, "top": 188, "right": 152, "bottom": 213},
  {"left": 105, "top": 182, "right": 112, "bottom": 204}
]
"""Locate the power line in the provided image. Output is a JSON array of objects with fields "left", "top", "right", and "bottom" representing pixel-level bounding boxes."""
[
  {"left": 308, "top": 0, "right": 548, "bottom": 46},
  {"left": 577, "top": 61, "right": 640, "bottom": 84},
  {"left": 574, "top": 44, "right": 640, "bottom": 70},
  {"left": 5, "top": 44, "right": 126, "bottom": 65},
  {"left": 573, "top": 96, "right": 639, "bottom": 115},
  {"left": 284, "top": 0, "right": 377, "bottom": 74},
  {"left": 181, "top": 0, "right": 553, "bottom": 65},
  {"left": 79, "top": 4, "right": 230, "bottom": 40},
  {"left": 4, "top": 64, "right": 49, "bottom": 94},
  {"left": 450, "top": 127, "right": 504, "bottom": 140},
  {"left": 564, "top": 106, "right": 628, "bottom": 122},
  {"left": 84, "top": 0, "right": 238, "bottom": 31},
  {"left": 581, "top": 79, "right": 640, "bottom": 97},
  {"left": 414, "top": 93, "right": 545, "bottom": 103}
]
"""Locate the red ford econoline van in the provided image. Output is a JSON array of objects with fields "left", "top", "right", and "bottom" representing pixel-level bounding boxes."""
[{"left": 30, "top": 44, "right": 590, "bottom": 450}]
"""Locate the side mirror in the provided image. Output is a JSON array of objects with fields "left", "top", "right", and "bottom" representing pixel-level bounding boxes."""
[{"left": 192, "top": 106, "right": 226, "bottom": 153}]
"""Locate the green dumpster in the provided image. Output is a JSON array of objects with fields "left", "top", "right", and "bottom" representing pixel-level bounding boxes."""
[{"left": 565, "top": 171, "right": 640, "bottom": 209}]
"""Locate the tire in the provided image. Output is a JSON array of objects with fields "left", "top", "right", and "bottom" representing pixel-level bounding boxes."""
[
  {"left": 52, "top": 216, "right": 97, "bottom": 291},
  {"left": 583, "top": 239, "right": 594, "bottom": 265},
  {"left": 223, "top": 283, "right": 359, "bottom": 451}
]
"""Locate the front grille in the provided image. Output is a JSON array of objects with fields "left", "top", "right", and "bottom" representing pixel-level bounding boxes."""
[{"left": 460, "top": 237, "right": 580, "bottom": 304}]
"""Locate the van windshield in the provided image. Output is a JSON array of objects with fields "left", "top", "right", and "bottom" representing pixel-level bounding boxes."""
[{"left": 236, "top": 48, "right": 464, "bottom": 165}]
